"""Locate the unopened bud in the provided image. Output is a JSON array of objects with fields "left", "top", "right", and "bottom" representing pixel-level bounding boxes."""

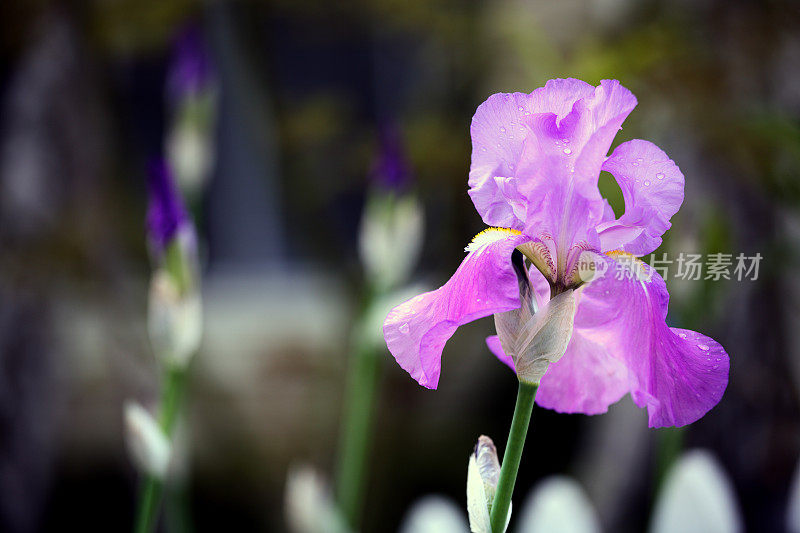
[
  {"left": 148, "top": 268, "right": 202, "bottom": 369},
  {"left": 467, "top": 435, "right": 509, "bottom": 533},
  {"left": 124, "top": 401, "right": 171, "bottom": 479},
  {"left": 358, "top": 193, "right": 424, "bottom": 291}
]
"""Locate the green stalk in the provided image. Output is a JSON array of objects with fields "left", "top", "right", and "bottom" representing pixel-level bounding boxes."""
[
  {"left": 335, "top": 341, "right": 382, "bottom": 528},
  {"left": 490, "top": 381, "right": 538, "bottom": 533},
  {"left": 133, "top": 366, "right": 187, "bottom": 533}
]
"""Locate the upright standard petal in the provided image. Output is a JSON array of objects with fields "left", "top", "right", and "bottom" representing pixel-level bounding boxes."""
[
  {"left": 597, "top": 139, "right": 684, "bottom": 255},
  {"left": 383, "top": 229, "right": 529, "bottom": 389},
  {"left": 577, "top": 255, "right": 729, "bottom": 427},
  {"left": 468, "top": 79, "right": 595, "bottom": 230}
]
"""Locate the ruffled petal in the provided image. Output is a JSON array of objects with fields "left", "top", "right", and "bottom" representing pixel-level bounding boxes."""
[
  {"left": 597, "top": 139, "right": 684, "bottom": 255},
  {"left": 383, "top": 230, "right": 529, "bottom": 389},
  {"left": 515, "top": 80, "right": 637, "bottom": 258},
  {"left": 577, "top": 255, "right": 729, "bottom": 427},
  {"left": 468, "top": 80, "right": 595, "bottom": 229}
]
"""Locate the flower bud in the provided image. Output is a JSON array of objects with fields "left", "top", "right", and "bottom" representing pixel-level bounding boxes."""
[
  {"left": 494, "top": 251, "right": 577, "bottom": 385},
  {"left": 284, "top": 465, "right": 350, "bottom": 533},
  {"left": 358, "top": 193, "right": 424, "bottom": 292},
  {"left": 467, "top": 435, "right": 510, "bottom": 533},
  {"left": 148, "top": 266, "right": 202, "bottom": 369},
  {"left": 400, "top": 496, "right": 469, "bottom": 533},
  {"left": 124, "top": 401, "right": 171, "bottom": 479}
]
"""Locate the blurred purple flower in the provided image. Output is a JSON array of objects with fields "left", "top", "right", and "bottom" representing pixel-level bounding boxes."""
[
  {"left": 371, "top": 127, "right": 411, "bottom": 192},
  {"left": 167, "top": 24, "right": 213, "bottom": 100},
  {"left": 383, "top": 79, "right": 729, "bottom": 428},
  {"left": 146, "top": 158, "right": 188, "bottom": 253}
]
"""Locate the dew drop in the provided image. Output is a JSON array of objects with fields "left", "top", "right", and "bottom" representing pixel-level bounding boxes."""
[
  {"left": 632, "top": 162, "right": 639, "bottom": 166},
  {"left": 500, "top": 127, "right": 506, "bottom": 133},
  {"left": 678, "top": 332, "right": 687, "bottom": 339},
  {"left": 399, "top": 323, "right": 410, "bottom": 334},
  {"left": 698, "top": 344, "right": 710, "bottom": 351},
  {"left": 562, "top": 138, "right": 570, "bottom": 143},
  {"left": 657, "top": 172, "right": 665, "bottom": 180},
  {"left": 518, "top": 106, "right": 524, "bottom": 112},
  {"left": 644, "top": 180, "right": 651, "bottom": 186},
  {"left": 563, "top": 148, "right": 572, "bottom": 155}
]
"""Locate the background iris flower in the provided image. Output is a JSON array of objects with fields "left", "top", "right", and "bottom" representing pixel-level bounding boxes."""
[{"left": 384, "top": 78, "right": 729, "bottom": 428}]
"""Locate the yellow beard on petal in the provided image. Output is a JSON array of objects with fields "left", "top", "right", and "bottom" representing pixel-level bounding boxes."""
[
  {"left": 464, "top": 227, "right": 522, "bottom": 252},
  {"left": 605, "top": 250, "right": 652, "bottom": 282}
]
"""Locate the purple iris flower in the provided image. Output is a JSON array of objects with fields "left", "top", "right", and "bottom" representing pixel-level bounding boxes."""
[
  {"left": 167, "top": 24, "right": 213, "bottom": 101},
  {"left": 371, "top": 126, "right": 412, "bottom": 192},
  {"left": 146, "top": 158, "right": 189, "bottom": 254},
  {"left": 382, "top": 79, "right": 728, "bottom": 428}
]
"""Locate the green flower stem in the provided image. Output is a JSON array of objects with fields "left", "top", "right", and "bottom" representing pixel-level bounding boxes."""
[
  {"left": 335, "top": 340, "right": 382, "bottom": 528},
  {"left": 490, "top": 381, "right": 538, "bottom": 533},
  {"left": 133, "top": 365, "right": 187, "bottom": 533}
]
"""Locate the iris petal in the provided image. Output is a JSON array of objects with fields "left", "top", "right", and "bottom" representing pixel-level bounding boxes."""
[
  {"left": 597, "top": 139, "right": 685, "bottom": 255},
  {"left": 383, "top": 230, "right": 529, "bottom": 389}
]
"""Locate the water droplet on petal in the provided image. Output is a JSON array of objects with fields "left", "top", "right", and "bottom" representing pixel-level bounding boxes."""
[
  {"left": 562, "top": 138, "right": 569, "bottom": 143},
  {"left": 632, "top": 162, "right": 639, "bottom": 166},
  {"left": 399, "top": 323, "right": 410, "bottom": 334},
  {"left": 698, "top": 344, "right": 710, "bottom": 351},
  {"left": 678, "top": 332, "right": 687, "bottom": 339},
  {"left": 500, "top": 127, "right": 506, "bottom": 133},
  {"left": 518, "top": 106, "right": 524, "bottom": 112},
  {"left": 644, "top": 180, "right": 651, "bottom": 186},
  {"left": 563, "top": 148, "right": 572, "bottom": 155},
  {"left": 657, "top": 173, "right": 665, "bottom": 180}
]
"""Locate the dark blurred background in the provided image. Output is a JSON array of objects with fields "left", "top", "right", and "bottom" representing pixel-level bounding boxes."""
[{"left": 1, "top": 0, "right": 799, "bottom": 531}]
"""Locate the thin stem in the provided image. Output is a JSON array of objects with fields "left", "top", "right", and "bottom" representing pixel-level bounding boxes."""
[
  {"left": 490, "top": 381, "right": 538, "bottom": 533},
  {"left": 335, "top": 342, "right": 382, "bottom": 528},
  {"left": 133, "top": 366, "right": 187, "bottom": 533}
]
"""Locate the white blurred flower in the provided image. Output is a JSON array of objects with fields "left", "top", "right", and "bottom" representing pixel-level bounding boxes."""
[
  {"left": 787, "top": 456, "right": 800, "bottom": 533},
  {"left": 400, "top": 495, "right": 469, "bottom": 533},
  {"left": 124, "top": 401, "right": 171, "bottom": 479},
  {"left": 650, "top": 449, "right": 742, "bottom": 533},
  {"left": 358, "top": 193, "right": 424, "bottom": 292},
  {"left": 148, "top": 268, "right": 202, "bottom": 369},
  {"left": 516, "top": 476, "right": 601, "bottom": 533},
  {"left": 467, "top": 435, "right": 510, "bottom": 533},
  {"left": 285, "top": 465, "right": 350, "bottom": 533}
]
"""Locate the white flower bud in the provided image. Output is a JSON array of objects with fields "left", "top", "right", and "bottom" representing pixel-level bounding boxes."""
[
  {"left": 400, "top": 496, "right": 469, "bottom": 533},
  {"left": 284, "top": 465, "right": 350, "bottom": 533},
  {"left": 517, "top": 476, "right": 600, "bottom": 533},
  {"left": 650, "top": 450, "right": 742, "bottom": 533},
  {"left": 124, "top": 401, "right": 171, "bottom": 479},
  {"left": 148, "top": 268, "right": 202, "bottom": 369},
  {"left": 358, "top": 193, "right": 424, "bottom": 291},
  {"left": 467, "top": 436, "right": 510, "bottom": 533}
]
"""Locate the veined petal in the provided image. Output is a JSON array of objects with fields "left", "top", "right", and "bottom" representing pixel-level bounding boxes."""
[
  {"left": 383, "top": 229, "right": 529, "bottom": 389},
  {"left": 577, "top": 255, "right": 729, "bottom": 427},
  {"left": 597, "top": 139, "right": 684, "bottom": 255}
]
